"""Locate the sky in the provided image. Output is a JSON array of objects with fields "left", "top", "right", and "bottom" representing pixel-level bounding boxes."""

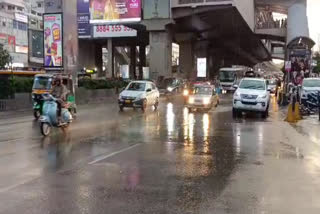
[{"left": 307, "top": 0, "right": 320, "bottom": 51}]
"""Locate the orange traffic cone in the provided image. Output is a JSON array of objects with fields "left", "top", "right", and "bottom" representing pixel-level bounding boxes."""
[
  {"left": 285, "top": 103, "right": 296, "bottom": 123},
  {"left": 294, "top": 102, "right": 302, "bottom": 121}
]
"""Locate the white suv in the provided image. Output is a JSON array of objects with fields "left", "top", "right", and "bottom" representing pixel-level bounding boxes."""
[
  {"left": 118, "top": 81, "right": 160, "bottom": 112},
  {"left": 233, "top": 78, "right": 270, "bottom": 118}
]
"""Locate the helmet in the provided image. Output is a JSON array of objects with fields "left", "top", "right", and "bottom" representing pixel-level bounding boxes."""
[{"left": 54, "top": 75, "right": 62, "bottom": 85}]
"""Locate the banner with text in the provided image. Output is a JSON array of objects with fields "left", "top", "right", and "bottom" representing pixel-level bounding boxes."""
[{"left": 93, "top": 25, "right": 137, "bottom": 38}]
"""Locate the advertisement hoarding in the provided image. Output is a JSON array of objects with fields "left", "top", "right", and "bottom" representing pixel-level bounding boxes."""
[
  {"left": 89, "top": 0, "right": 141, "bottom": 24},
  {"left": 78, "top": 0, "right": 91, "bottom": 38},
  {"left": 143, "top": 0, "right": 170, "bottom": 19},
  {"left": 197, "top": 58, "right": 207, "bottom": 77},
  {"left": 44, "top": 14, "right": 63, "bottom": 67},
  {"left": 93, "top": 25, "right": 137, "bottom": 38},
  {"left": 15, "top": 46, "right": 28, "bottom": 54},
  {"left": 29, "top": 30, "right": 44, "bottom": 64}
]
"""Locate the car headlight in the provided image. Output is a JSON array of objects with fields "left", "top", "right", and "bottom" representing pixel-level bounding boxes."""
[
  {"left": 167, "top": 87, "right": 173, "bottom": 92},
  {"left": 233, "top": 91, "right": 241, "bottom": 99},
  {"left": 118, "top": 94, "right": 123, "bottom": 100},
  {"left": 259, "top": 94, "right": 267, "bottom": 99},
  {"left": 188, "top": 97, "right": 194, "bottom": 104},
  {"left": 203, "top": 98, "right": 210, "bottom": 105},
  {"left": 183, "top": 89, "right": 189, "bottom": 96}
]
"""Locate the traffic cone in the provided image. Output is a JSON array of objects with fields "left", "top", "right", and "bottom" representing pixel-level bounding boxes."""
[
  {"left": 285, "top": 103, "right": 296, "bottom": 123},
  {"left": 294, "top": 102, "right": 302, "bottom": 121}
]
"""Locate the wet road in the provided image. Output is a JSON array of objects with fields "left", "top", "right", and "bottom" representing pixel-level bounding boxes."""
[{"left": 0, "top": 95, "right": 320, "bottom": 213}]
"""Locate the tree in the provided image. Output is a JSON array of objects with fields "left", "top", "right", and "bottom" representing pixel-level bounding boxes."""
[{"left": 0, "top": 44, "right": 11, "bottom": 69}]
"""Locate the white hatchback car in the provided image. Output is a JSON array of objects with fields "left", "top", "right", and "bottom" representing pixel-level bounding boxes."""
[
  {"left": 118, "top": 81, "right": 160, "bottom": 112},
  {"left": 233, "top": 78, "right": 270, "bottom": 118}
]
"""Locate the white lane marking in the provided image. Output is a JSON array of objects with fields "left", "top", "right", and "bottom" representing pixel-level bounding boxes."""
[
  {"left": 88, "top": 144, "right": 141, "bottom": 165},
  {"left": 0, "top": 177, "right": 39, "bottom": 194}
]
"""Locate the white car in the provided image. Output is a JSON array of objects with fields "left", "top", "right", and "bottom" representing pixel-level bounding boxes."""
[
  {"left": 300, "top": 78, "right": 320, "bottom": 104},
  {"left": 118, "top": 81, "right": 160, "bottom": 112},
  {"left": 187, "top": 84, "right": 220, "bottom": 112},
  {"left": 233, "top": 78, "right": 270, "bottom": 118}
]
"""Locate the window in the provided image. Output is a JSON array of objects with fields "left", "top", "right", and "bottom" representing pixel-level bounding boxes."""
[
  {"left": 37, "top": 3, "right": 41, "bottom": 8},
  {"left": 239, "top": 80, "right": 266, "bottom": 90},
  {"left": 2, "top": 22, "right": 5, "bottom": 27}
]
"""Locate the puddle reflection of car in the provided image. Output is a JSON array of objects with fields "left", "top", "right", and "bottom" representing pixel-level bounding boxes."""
[
  {"left": 118, "top": 81, "right": 159, "bottom": 112},
  {"left": 187, "top": 85, "right": 219, "bottom": 112}
]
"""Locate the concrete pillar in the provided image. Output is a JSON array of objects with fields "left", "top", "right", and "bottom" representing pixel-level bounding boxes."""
[
  {"left": 78, "top": 40, "right": 96, "bottom": 71},
  {"left": 139, "top": 45, "right": 146, "bottom": 80},
  {"left": 106, "top": 38, "right": 114, "bottom": 78},
  {"left": 149, "top": 31, "right": 172, "bottom": 81},
  {"left": 179, "top": 42, "right": 194, "bottom": 79},
  {"left": 130, "top": 45, "right": 137, "bottom": 79},
  {"left": 94, "top": 43, "right": 103, "bottom": 77},
  {"left": 287, "top": 0, "right": 309, "bottom": 44}
]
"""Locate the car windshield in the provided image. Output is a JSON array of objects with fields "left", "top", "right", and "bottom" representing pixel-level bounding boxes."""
[
  {"left": 303, "top": 79, "right": 320, "bottom": 87},
  {"left": 239, "top": 80, "right": 265, "bottom": 90},
  {"left": 159, "top": 78, "right": 174, "bottom": 89},
  {"left": 268, "top": 80, "right": 276, "bottom": 85},
  {"left": 127, "top": 82, "right": 146, "bottom": 91},
  {"left": 193, "top": 87, "right": 212, "bottom": 95},
  {"left": 33, "top": 77, "right": 52, "bottom": 90},
  {"left": 220, "top": 71, "right": 235, "bottom": 82}
]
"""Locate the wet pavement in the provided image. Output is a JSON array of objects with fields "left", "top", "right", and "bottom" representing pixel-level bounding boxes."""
[{"left": 0, "top": 95, "right": 320, "bottom": 213}]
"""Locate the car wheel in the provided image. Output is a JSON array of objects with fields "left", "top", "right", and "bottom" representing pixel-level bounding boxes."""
[
  {"left": 233, "top": 108, "right": 239, "bottom": 118},
  {"left": 262, "top": 108, "right": 268, "bottom": 118},
  {"left": 154, "top": 98, "right": 159, "bottom": 110},
  {"left": 141, "top": 100, "right": 147, "bottom": 112}
]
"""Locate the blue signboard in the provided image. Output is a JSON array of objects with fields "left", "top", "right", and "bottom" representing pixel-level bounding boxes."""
[{"left": 77, "top": 0, "right": 91, "bottom": 38}]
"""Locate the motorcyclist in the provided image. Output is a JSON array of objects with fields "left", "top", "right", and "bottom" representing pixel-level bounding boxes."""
[{"left": 51, "top": 76, "right": 68, "bottom": 123}]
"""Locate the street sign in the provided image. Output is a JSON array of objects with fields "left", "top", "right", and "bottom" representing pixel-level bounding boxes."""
[{"left": 197, "top": 58, "right": 207, "bottom": 77}]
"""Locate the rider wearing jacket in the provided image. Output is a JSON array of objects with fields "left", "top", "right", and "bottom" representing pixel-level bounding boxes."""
[{"left": 52, "top": 76, "right": 68, "bottom": 123}]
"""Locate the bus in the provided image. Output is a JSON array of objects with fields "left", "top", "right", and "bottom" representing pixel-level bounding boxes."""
[{"left": 219, "top": 67, "right": 247, "bottom": 92}]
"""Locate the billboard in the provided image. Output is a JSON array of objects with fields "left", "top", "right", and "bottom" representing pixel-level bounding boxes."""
[
  {"left": 93, "top": 24, "right": 137, "bottom": 38},
  {"left": 197, "top": 58, "right": 207, "bottom": 78},
  {"left": 29, "top": 30, "right": 44, "bottom": 64},
  {"left": 78, "top": 0, "right": 91, "bottom": 38},
  {"left": 89, "top": 0, "right": 141, "bottom": 24},
  {"left": 44, "top": 14, "right": 63, "bottom": 67},
  {"left": 143, "top": 0, "right": 170, "bottom": 19}
]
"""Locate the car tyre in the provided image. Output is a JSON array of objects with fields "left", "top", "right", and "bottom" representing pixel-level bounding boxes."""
[
  {"left": 141, "top": 100, "right": 147, "bottom": 112},
  {"left": 233, "top": 108, "right": 240, "bottom": 118},
  {"left": 154, "top": 98, "right": 159, "bottom": 111}
]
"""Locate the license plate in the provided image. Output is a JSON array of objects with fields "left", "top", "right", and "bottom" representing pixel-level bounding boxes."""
[{"left": 125, "top": 100, "right": 131, "bottom": 104}]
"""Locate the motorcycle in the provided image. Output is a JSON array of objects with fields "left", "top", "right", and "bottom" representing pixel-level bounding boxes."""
[{"left": 39, "top": 94, "right": 73, "bottom": 136}]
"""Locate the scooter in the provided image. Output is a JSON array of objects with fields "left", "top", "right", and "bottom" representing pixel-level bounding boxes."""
[
  {"left": 39, "top": 94, "right": 73, "bottom": 136},
  {"left": 32, "top": 95, "right": 44, "bottom": 120}
]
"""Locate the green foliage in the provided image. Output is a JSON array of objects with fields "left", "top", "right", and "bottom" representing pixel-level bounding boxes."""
[
  {"left": 0, "top": 77, "right": 33, "bottom": 99},
  {"left": 0, "top": 45, "right": 11, "bottom": 69},
  {"left": 78, "top": 79, "right": 128, "bottom": 90},
  {"left": 13, "top": 77, "right": 34, "bottom": 93}
]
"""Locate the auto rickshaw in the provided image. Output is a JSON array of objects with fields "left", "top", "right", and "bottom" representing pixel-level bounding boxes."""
[{"left": 32, "top": 73, "right": 77, "bottom": 119}]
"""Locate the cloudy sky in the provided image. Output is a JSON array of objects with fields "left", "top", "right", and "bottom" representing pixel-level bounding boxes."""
[{"left": 308, "top": 0, "right": 320, "bottom": 50}]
